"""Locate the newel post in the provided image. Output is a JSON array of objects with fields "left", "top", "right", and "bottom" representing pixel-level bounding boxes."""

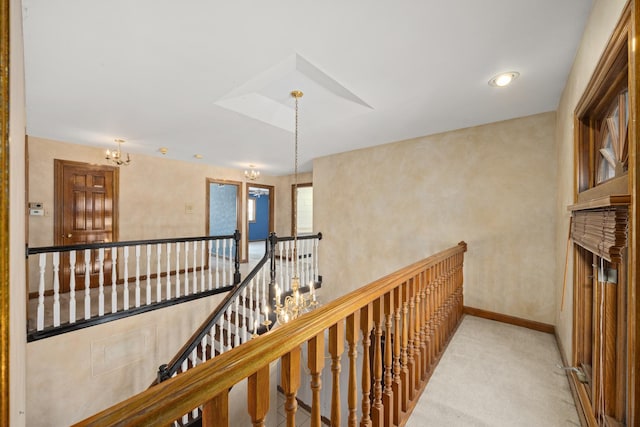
[{"left": 233, "top": 230, "right": 241, "bottom": 284}]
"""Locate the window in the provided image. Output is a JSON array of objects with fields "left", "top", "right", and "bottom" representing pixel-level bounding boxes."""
[
  {"left": 596, "top": 89, "right": 628, "bottom": 185},
  {"left": 571, "top": 5, "right": 633, "bottom": 425},
  {"left": 248, "top": 197, "right": 256, "bottom": 223}
]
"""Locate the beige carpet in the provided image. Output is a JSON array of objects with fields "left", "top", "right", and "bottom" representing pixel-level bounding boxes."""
[{"left": 407, "top": 315, "right": 580, "bottom": 427}]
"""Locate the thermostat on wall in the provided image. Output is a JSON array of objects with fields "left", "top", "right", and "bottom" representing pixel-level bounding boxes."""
[{"left": 29, "top": 202, "right": 44, "bottom": 216}]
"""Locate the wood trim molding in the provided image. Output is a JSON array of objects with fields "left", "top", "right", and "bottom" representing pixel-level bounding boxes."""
[
  {"left": 463, "top": 306, "right": 555, "bottom": 335},
  {"left": 245, "top": 182, "right": 274, "bottom": 258},
  {"left": 568, "top": 194, "right": 630, "bottom": 211},
  {"left": 630, "top": 1, "right": 640, "bottom": 424},
  {"left": 0, "top": 0, "right": 9, "bottom": 424},
  {"left": 206, "top": 178, "right": 243, "bottom": 261},
  {"left": 555, "top": 330, "right": 592, "bottom": 427},
  {"left": 291, "top": 182, "right": 312, "bottom": 235}
]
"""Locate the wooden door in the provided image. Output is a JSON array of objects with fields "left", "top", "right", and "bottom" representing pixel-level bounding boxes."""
[{"left": 55, "top": 160, "right": 119, "bottom": 291}]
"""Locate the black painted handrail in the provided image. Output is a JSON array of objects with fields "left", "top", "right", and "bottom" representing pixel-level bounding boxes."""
[{"left": 26, "top": 231, "right": 240, "bottom": 255}]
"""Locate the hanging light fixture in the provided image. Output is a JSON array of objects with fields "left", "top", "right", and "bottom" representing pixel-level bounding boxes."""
[
  {"left": 244, "top": 165, "right": 260, "bottom": 180},
  {"left": 274, "top": 90, "right": 318, "bottom": 325},
  {"left": 105, "top": 138, "right": 131, "bottom": 166}
]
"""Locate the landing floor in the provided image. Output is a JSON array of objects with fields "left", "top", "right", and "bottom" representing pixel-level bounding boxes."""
[{"left": 407, "top": 315, "right": 580, "bottom": 427}]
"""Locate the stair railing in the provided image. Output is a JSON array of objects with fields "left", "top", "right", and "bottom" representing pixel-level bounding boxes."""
[
  {"left": 75, "top": 241, "right": 466, "bottom": 427},
  {"left": 26, "top": 231, "right": 241, "bottom": 341},
  {"left": 155, "top": 232, "right": 323, "bottom": 385}
]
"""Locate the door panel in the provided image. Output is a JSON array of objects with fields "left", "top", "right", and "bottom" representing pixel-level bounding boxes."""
[{"left": 55, "top": 160, "right": 118, "bottom": 291}]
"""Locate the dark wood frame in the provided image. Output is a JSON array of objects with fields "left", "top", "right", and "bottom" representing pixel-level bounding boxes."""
[
  {"left": 244, "top": 182, "right": 274, "bottom": 251},
  {"left": 205, "top": 178, "right": 243, "bottom": 260},
  {"left": 0, "top": 0, "right": 10, "bottom": 423},
  {"left": 291, "top": 182, "right": 312, "bottom": 235},
  {"left": 571, "top": 2, "right": 639, "bottom": 425}
]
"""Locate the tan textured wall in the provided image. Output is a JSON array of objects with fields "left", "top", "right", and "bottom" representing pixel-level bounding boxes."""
[
  {"left": 26, "top": 136, "right": 300, "bottom": 290},
  {"left": 9, "top": 0, "right": 27, "bottom": 424},
  {"left": 314, "top": 112, "right": 557, "bottom": 323},
  {"left": 553, "top": 0, "right": 628, "bottom": 362},
  {"left": 26, "top": 293, "right": 228, "bottom": 426}
]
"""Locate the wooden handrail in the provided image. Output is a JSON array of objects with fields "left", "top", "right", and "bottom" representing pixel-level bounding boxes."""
[{"left": 74, "top": 241, "right": 467, "bottom": 426}]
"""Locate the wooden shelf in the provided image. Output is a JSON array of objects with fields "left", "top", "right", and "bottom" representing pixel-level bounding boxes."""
[{"left": 567, "top": 195, "right": 630, "bottom": 211}]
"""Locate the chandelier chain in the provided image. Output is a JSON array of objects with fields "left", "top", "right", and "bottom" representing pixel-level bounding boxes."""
[{"left": 293, "top": 91, "right": 300, "bottom": 278}]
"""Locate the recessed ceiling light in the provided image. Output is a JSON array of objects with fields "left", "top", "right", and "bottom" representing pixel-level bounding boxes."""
[
  {"left": 194, "top": 154, "right": 203, "bottom": 159},
  {"left": 488, "top": 71, "right": 520, "bottom": 87}
]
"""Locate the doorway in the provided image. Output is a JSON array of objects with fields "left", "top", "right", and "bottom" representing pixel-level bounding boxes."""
[
  {"left": 246, "top": 183, "right": 274, "bottom": 261},
  {"left": 54, "top": 159, "right": 119, "bottom": 291}
]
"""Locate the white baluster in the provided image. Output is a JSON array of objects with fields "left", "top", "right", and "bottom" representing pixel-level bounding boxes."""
[
  {"left": 69, "top": 250, "right": 76, "bottom": 324},
  {"left": 146, "top": 244, "right": 151, "bottom": 305},
  {"left": 254, "top": 276, "right": 260, "bottom": 330},
  {"left": 134, "top": 245, "right": 141, "bottom": 308},
  {"left": 234, "top": 295, "right": 240, "bottom": 347},
  {"left": 226, "top": 306, "right": 233, "bottom": 350},
  {"left": 98, "top": 248, "right": 105, "bottom": 316},
  {"left": 261, "top": 260, "right": 268, "bottom": 305},
  {"left": 261, "top": 271, "right": 268, "bottom": 324},
  {"left": 278, "top": 241, "right": 284, "bottom": 293},
  {"left": 176, "top": 242, "right": 181, "bottom": 298},
  {"left": 52, "top": 252, "right": 61, "bottom": 327},
  {"left": 36, "top": 253, "right": 46, "bottom": 331},
  {"left": 228, "top": 238, "right": 233, "bottom": 286},
  {"left": 215, "top": 239, "right": 220, "bottom": 288},
  {"left": 84, "top": 249, "right": 91, "bottom": 319},
  {"left": 285, "top": 240, "right": 291, "bottom": 292},
  {"left": 192, "top": 240, "right": 198, "bottom": 294},
  {"left": 111, "top": 247, "right": 118, "bottom": 313},
  {"left": 248, "top": 279, "right": 254, "bottom": 337},
  {"left": 191, "top": 345, "right": 200, "bottom": 419},
  {"left": 218, "top": 315, "right": 225, "bottom": 354},
  {"left": 201, "top": 335, "right": 208, "bottom": 363},
  {"left": 191, "top": 347, "right": 198, "bottom": 369},
  {"left": 181, "top": 358, "right": 189, "bottom": 425},
  {"left": 222, "top": 239, "right": 227, "bottom": 286},
  {"left": 124, "top": 246, "right": 131, "bottom": 310},
  {"left": 242, "top": 287, "right": 248, "bottom": 343},
  {"left": 156, "top": 244, "right": 162, "bottom": 302},
  {"left": 302, "top": 239, "right": 309, "bottom": 286},
  {"left": 314, "top": 237, "right": 319, "bottom": 282},
  {"left": 182, "top": 241, "right": 187, "bottom": 296},
  {"left": 166, "top": 243, "right": 172, "bottom": 300},
  {"left": 200, "top": 240, "right": 205, "bottom": 292},
  {"left": 207, "top": 240, "right": 213, "bottom": 290}
]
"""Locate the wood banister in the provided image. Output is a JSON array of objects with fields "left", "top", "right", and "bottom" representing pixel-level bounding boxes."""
[
  {"left": 329, "top": 320, "right": 345, "bottom": 427},
  {"left": 308, "top": 332, "right": 325, "bottom": 427},
  {"left": 73, "top": 242, "right": 467, "bottom": 427},
  {"left": 281, "top": 347, "right": 301, "bottom": 427}
]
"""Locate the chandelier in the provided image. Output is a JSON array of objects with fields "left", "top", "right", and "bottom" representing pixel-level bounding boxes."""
[
  {"left": 105, "top": 138, "right": 131, "bottom": 166},
  {"left": 273, "top": 90, "right": 318, "bottom": 325},
  {"left": 244, "top": 165, "right": 260, "bottom": 180}
]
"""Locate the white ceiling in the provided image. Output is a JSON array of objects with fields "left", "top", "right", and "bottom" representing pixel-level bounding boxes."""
[{"left": 22, "top": 0, "right": 593, "bottom": 175}]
